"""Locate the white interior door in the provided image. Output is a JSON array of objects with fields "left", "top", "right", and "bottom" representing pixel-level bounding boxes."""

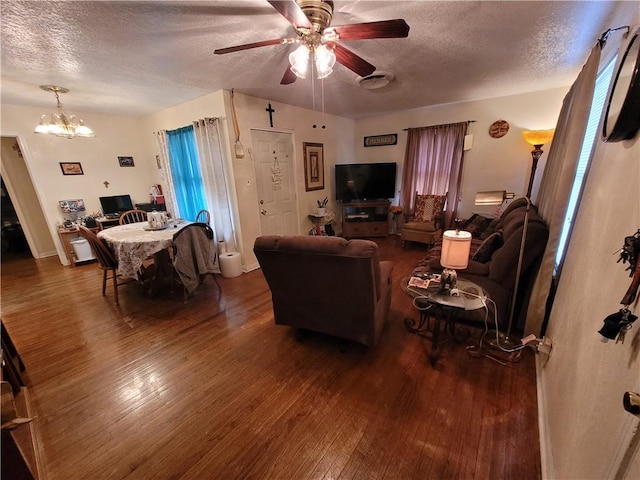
[{"left": 252, "top": 130, "right": 298, "bottom": 236}]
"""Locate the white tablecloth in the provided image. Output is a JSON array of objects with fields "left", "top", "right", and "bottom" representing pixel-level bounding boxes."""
[{"left": 97, "top": 221, "right": 189, "bottom": 279}]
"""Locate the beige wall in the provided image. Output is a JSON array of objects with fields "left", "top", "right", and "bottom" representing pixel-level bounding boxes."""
[
  {"left": 1, "top": 104, "right": 158, "bottom": 264},
  {"left": 354, "top": 88, "right": 567, "bottom": 218}
]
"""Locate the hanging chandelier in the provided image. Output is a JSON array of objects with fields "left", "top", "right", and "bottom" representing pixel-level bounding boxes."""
[{"left": 34, "top": 85, "right": 95, "bottom": 139}]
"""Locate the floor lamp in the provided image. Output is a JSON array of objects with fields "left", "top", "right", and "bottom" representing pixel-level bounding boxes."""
[{"left": 522, "top": 129, "right": 554, "bottom": 198}]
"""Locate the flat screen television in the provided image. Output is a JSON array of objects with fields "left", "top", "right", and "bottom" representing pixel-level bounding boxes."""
[
  {"left": 335, "top": 162, "right": 397, "bottom": 202},
  {"left": 99, "top": 194, "right": 134, "bottom": 216}
]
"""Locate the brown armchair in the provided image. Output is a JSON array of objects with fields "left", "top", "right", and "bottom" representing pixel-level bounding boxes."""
[
  {"left": 401, "top": 192, "right": 447, "bottom": 246},
  {"left": 254, "top": 235, "right": 394, "bottom": 347}
]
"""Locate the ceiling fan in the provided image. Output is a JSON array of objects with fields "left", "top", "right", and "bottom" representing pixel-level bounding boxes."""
[{"left": 214, "top": 0, "right": 410, "bottom": 84}]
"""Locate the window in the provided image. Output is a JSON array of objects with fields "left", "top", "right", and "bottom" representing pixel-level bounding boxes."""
[{"left": 554, "top": 56, "right": 617, "bottom": 276}]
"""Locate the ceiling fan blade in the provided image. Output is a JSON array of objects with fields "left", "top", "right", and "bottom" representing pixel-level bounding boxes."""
[
  {"left": 214, "top": 38, "right": 293, "bottom": 55},
  {"left": 331, "top": 43, "right": 376, "bottom": 77},
  {"left": 328, "top": 19, "right": 410, "bottom": 41},
  {"left": 267, "top": 0, "right": 313, "bottom": 29},
  {"left": 281, "top": 67, "right": 297, "bottom": 85}
]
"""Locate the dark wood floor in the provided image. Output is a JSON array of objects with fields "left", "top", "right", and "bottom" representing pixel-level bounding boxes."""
[{"left": 1, "top": 236, "right": 541, "bottom": 479}]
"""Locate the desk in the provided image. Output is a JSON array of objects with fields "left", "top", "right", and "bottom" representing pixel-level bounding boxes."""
[
  {"left": 97, "top": 221, "right": 189, "bottom": 279},
  {"left": 401, "top": 276, "right": 486, "bottom": 365},
  {"left": 58, "top": 227, "right": 98, "bottom": 267},
  {"left": 95, "top": 217, "right": 120, "bottom": 230}
]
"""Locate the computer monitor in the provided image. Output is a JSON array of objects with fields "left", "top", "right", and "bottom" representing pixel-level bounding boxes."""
[{"left": 99, "top": 194, "right": 133, "bottom": 216}]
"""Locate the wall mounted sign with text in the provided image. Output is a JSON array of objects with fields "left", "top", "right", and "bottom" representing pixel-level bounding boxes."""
[{"left": 363, "top": 134, "right": 398, "bottom": 147}]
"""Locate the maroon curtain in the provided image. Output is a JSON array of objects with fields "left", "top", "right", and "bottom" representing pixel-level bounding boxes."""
[{"left": 400, "top": 122, "right": 468, "bottom": 227}]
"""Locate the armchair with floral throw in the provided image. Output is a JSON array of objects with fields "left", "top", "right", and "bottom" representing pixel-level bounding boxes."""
[{"left": 401, "top": 192, "right": 447, "bottom": 246}]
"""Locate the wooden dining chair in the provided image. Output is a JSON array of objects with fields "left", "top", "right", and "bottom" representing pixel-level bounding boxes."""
[
  {"left": 195, "top": 209, "right": 211, "bottom": 225},
  {"left": 119, "top": 209, "right": 148, "bottom": 225},
  {"left": 78, "top": 226, "right": 132, "bottom": 306}
]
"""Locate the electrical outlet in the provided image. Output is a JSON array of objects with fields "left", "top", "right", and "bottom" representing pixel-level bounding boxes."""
[{"left": 537, "top": 336, "right": 553, "bottom": 357}]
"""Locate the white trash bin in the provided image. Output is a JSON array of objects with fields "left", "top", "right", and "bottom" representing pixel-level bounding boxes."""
[{"left": 70, "top": 238, "right": 95, "bottom": 262}]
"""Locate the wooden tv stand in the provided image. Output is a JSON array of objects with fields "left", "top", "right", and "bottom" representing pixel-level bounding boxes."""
[{"left": 341, "top": 200, "right": 390, "bottom": 238}]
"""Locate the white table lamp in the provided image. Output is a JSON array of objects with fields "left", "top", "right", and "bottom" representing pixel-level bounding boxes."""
[{"left": 439, "top": 229, "right": 472, "bottom": 294}]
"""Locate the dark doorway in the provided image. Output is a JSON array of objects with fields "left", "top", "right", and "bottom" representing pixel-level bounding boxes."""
[{"left": 1, "top": 176, "right": 32, "bottom": 262}]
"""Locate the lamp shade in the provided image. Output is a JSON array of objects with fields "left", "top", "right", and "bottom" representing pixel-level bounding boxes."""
[
  {"left": 522, "top": 129, "right": 554, "bottom": 146},
  {"left": 475, "top": 190, "right": 509, "bottom": 206},
  {"left": 440, "top": 230, "right": 472, "bottom": 270}
]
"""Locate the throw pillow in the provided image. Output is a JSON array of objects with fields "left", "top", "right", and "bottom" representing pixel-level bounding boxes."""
[
  {"left": 414, "top": 194, "right": 447, "bottom": 224},
  {"left": 472, "top": 231, "right": 503, "bottom": 263},
  {"left": 414, "top": 195, "right": 435, "bottom": 222},
  {"left": 460, "top": 214, "right": 492, "bottom": 238}
]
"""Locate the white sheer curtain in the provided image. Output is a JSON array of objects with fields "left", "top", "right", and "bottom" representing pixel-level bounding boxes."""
[
  {"left": 526, "top": 44, "right": 602, "bottom": 335},
  {"left": 193, "top": 117, "right": 238, "bottom": 253},
  {"left": 153, "top": 130, "right": 179, "bottom": 217}
]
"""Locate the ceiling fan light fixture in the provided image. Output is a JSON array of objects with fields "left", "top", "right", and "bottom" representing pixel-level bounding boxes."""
[
  {"left": 314, "top": 44, "right": 336, "bottom": 79},
  {"left": 289, "top": 44, "right": 310, "bottom": 79},
  {"left": 34, "top": 85, "right": 95, "bottom": 139}
]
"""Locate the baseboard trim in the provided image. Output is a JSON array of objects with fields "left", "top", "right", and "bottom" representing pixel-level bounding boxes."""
[{"left": 536, "top": 354, "right": 555, "bottom": 480}]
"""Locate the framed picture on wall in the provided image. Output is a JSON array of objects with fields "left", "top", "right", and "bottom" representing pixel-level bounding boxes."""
[
  {"left": 118, "top": 156, "right": 135, "bottom": 167},
  {"left": 303, "top": 142, "right": 324, "bottom": 191},
  {"left": 59, "top": 162, "right": 83, "bottom": 175}
]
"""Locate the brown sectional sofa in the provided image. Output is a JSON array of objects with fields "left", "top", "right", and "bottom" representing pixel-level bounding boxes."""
[
  {"left": 415, "top": 198, "right": 549, "bottom": 329},
  {"left": 254, "top": 235, "right": 394, "bottom": 347}
]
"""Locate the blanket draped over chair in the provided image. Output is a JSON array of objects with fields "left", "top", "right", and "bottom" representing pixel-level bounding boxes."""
[{"left": 172, "top": 223, "right": 217, "bottom": 294}]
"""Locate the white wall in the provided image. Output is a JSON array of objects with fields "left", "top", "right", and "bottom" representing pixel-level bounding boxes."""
[
  {"left": 354, "top": 88, "right": 567, "bottom": 217},
  {"left": 1, "top": 104, "right": 157, "bottom": 264}
]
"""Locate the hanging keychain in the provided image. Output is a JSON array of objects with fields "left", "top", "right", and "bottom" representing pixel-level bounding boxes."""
[{"left": 599, "top": 231, "right": 640, "bottom": 342}]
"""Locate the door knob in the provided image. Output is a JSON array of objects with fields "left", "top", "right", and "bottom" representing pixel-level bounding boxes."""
[
  {"left": 623, "top": 391, "right": 640, "bottom": 417},
  {"left": 259, "top": 200, "right": 264, "bottom": 204},
  {"left": 260, "top": 209, "right": 267, "bottom": 215}
]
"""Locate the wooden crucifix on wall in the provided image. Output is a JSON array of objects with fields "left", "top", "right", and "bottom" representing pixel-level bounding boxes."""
[{"left": 266, "top": 103, "right": 275, "bottom": 128}]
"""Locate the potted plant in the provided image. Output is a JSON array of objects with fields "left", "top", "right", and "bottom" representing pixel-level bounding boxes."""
[{"left": 317, "top": 197, "right": 328, "bottom": 216}]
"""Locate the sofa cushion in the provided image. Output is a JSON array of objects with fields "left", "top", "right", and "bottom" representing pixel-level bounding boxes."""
[
  {"left": 414, "top": 194, "right": 446, "bottom": 223},
  {"left": 472, "top": 231, "right": 503, "bottom": 263}
]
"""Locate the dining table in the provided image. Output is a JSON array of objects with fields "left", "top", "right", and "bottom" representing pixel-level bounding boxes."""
[{"left": 97, "top": 220, "right": 190, "bottom": 280}]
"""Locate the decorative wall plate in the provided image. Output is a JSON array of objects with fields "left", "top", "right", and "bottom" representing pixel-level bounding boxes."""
[{"left": 489, "top": 120, "right": 510, "bottom": 138}]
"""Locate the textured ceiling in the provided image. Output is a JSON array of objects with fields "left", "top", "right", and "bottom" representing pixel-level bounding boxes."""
[{"left": 0, "top": 0, "right": 624, "bottom": 119}]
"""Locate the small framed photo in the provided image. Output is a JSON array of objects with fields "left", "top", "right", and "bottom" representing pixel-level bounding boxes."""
[
  {"left": 118, "top": 156, "right": 135, "bottom": 167},
  {"left": 59, "top": 162, "right": 84, "bottom": 176},
  {"left": 303, "top": 142, "right": 324, "bottom": 192}
]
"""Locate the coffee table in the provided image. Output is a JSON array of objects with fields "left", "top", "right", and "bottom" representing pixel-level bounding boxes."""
[{"left": 401, "top": 275, "right": 487, "bottom": 366}]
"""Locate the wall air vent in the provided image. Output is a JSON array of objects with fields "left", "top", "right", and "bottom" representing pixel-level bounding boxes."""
[{"left": 357, "top": 71, "right": 395, "bottom": 90}]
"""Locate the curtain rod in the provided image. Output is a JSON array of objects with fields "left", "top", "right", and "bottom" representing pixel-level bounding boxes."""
[
  {"left": 403, "top": 120, "right": 475, "bottom": 131},
  {"left": 598, "top": 25, "right": 630, "bottom": 48}
]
